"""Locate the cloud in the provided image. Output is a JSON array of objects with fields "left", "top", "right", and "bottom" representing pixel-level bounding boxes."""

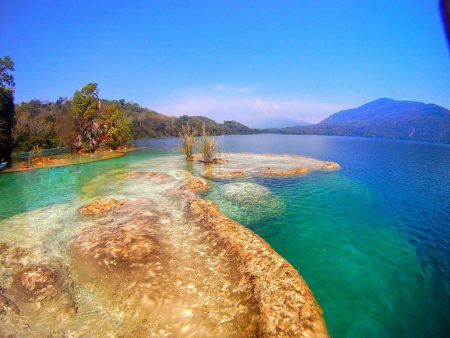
[{"left": 151, "top": 85, "right": 347, "bottom": 125}]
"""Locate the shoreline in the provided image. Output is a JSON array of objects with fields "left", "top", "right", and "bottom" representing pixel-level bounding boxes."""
[
  {"left": 1, "top": 146, "right": 141, "bottom": 174},
  {"left": 0, "top": 153, "right": 335, "bottom": 336},
  {"left": 187, "top": 191, "right": 328, "bottom": 337}
]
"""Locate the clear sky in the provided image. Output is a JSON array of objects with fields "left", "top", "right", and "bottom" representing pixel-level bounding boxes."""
[{"left": 1, "top": 0, "right": 449, "bottom": 126}]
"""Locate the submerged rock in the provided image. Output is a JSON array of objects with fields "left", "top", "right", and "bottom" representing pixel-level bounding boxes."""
[
  {"left": 207, "top": 182, "right": 285, "bottom": 224},
  {"left": 0, "top": 152, "right": 338, "bottom": 336},
  {"left": 11, "top": 264, "right": 63, "bottom": 302},
  {"left": 124, "top": 171, "right": 171, "bottom": 182},
  {"left": 183, "top": 176, "right": 208, "bottom": 192},
  {"left": 6, "top": 262, "right": 76, "bottom": 320},
  {"left": 210, "top": 170, "right": 246, "bottom": 178},
  {"left": 0, "top": 292, "right": 19, "bottom": 316},
  {"left": 78, "top": 198, "right": 123, "bottom": 216},
  {"left": 0, "top": 243, "right": 33, "bottom": 270},
  {"left": 70, "top": 224, "right": 158, "bottom": 274}
]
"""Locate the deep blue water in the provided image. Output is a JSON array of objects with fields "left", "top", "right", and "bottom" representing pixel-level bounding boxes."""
[{"left": 202, "top": 135, "right": 450, "bottom": 337}]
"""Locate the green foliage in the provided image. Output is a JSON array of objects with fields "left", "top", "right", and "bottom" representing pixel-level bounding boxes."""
[
  {"left": 68, "top": 84, "right": 131, "bottom": 151},
  {"left": 71, "top": 83, "right": 101, "bottom": 151},
  {"left": 15, "top": 101, "right": 56, "bottom": 151},
  {"left": 72, "top": 83, "right": 99, "bottom": 122},
  {"left": 101, "top": 103, "right": 131, "bottom": 149},
  {"left": 0, "top": 56, "right": 15, "bottom": 90},
  {"left": 178, "top": 124, "right": 197, "bottom": 160},
  {"left": 0, "top": 56, "right": 15, "bottom": 163},
  {"left": 11, "top": 96, "right": 254, "bottom": 153},
  {"left": 117, "top": 100, "right": 254, "bottom": 139}
]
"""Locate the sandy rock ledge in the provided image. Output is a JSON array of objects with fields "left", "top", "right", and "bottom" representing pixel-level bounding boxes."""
[{"left": 186, "top": 195, "right": 328, "bottom": 337}]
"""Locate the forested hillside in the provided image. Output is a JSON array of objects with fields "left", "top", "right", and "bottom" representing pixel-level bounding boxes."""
[{"left": 13, "top": 98, "right": 255, "bottom": 152}]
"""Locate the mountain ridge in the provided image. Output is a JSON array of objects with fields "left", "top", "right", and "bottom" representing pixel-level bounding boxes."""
[{"left": 270, "top": 98, "right": 450, "bottom": 144}]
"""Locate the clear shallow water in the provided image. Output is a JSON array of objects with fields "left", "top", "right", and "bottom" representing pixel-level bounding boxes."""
[{"left": 1, "top": 135, "right": 449, "bottom": 337}]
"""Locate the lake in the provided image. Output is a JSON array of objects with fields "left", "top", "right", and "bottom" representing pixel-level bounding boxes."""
[{"left": 0, "top": 134, "right": 449, "bottom": 337}]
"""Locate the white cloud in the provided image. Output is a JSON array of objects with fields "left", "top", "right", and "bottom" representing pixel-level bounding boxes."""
[{"left": 150, "top": 85, "right": 348, "bottom": 125}]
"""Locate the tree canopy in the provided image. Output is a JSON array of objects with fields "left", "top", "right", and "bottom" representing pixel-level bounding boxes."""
[
  {"left": 0, "top": 56, "right": 15, "bottom": 163},
  {"left": 71, "top": 83, "right": 130, "bottom": 151}
]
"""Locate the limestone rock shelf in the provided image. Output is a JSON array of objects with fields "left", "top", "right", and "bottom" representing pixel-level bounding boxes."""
[{"left": 0, "top": 153, "right": 337, "bottom": 337}]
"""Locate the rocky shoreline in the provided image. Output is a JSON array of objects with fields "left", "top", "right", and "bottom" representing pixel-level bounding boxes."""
[
  {"left": 0, "top": 153, "right": 338, "bottom": 336},
  {"left": 2, "top": 146, "right": 140, "bottom": 173}
]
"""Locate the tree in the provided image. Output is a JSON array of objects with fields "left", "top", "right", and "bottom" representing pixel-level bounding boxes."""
[
  {"left": 71, "top": 83, "right": 101, "bottom": 151},
  {"left": 101, "top": 102, "right": 131, "bottom": 149},
  {"left": 0, "top": 56, "right": 15, "bottom": 164},
  {"left": 71, "top": 83, "right": 130, "bottom": 151}
]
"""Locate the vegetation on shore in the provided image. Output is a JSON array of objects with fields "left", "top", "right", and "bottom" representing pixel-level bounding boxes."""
[
  {"left": 178, "top": 124, "right": 197, "bottom": 160},
  {"left": 0, "top": 56, "right": 15, "bottom": 163},
  {"left": 12, "top": 98, "right": 254, "bottom": 153},
  {"left": 2, "top": 60, "right": 132, "bottom": 156},
  {"left": 0, "top": 56, "right": 253, "bottom": 159},
  {"left": 178, "top": 123, "right": 222, "bottom": 163},
  {"left": 71, "top": 83, "right": 131, "bottom": 152},
  {"left": 198, "top": 123, "right": 221, "bottom": 163}
]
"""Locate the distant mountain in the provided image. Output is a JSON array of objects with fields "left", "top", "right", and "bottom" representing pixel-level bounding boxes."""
[
  {"left": 249, "top": 117, "right": 309, "bottom": 129},
  {"left": 274, "top": 98, "right": 450, "bottom": 144}
]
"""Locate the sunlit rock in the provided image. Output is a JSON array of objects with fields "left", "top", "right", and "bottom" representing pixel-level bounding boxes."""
[
  {"left": 0, "top": 152, "right": 338, "bottom": 336},
  {"left": 183, "top": 176, "right": 208, "bottom": 192},
  {"left": 78, "top": 198, "right": 124, "bottom": 216},
  {"left": 262, "top": 166, "right": 310, "bottom": 176},
  {"left": 205, "top": 153, "right": 340, "bottom": 179},
  {"left": 321, "top": 161, "right": 341, "bottom": 170},
  {"left": 188, "top": 198, "right": 328, "bottom": 337}
]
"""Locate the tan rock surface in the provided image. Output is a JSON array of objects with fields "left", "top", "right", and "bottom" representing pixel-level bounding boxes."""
[
  {"left": 78, "top": 198, "right": 123, "bottom": 216},
  {"left": 0, "top": 152, "right": 338, "bottom": 337}
]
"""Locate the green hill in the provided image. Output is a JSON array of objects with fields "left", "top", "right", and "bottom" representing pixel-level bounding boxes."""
[{"left": 12, "top": 99, "right": 255, "bottom": 152}]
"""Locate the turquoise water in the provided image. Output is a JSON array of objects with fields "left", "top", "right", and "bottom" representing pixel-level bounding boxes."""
[{"left": 1, "top": 135, "right": 449, "bottom": 337}]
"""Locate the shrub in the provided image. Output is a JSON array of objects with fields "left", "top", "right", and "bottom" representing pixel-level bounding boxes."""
[
  {"left": 178, "top": 124, "right": 197, "bottom": 160},
  {"left": 198, "top": 123, "right": 220, "bottom": 163}
]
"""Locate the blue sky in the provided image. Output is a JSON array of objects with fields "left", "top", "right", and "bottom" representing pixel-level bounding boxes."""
[{"left": 1, "top": 1, "right": 449, "bottom": 126}]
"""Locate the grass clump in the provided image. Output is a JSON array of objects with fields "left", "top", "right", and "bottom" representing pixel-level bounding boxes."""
[
  {"left": 198, "top": 123, "right": 221, "bottom": 163},
  {"left": 178, "top": 124, "right": 197, "bottom": 160}
]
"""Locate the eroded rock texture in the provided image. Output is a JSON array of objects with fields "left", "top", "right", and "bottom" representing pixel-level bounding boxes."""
[
  {"left": 189, "top": 198, "right": 328, "bottom": 338},
  {"left": 0, "top": 152, "right": 337, "bottom": 337},
  {"left": 70, "top": 223, "right": 158, "bottom": 273},
  {"left": 78, "top": 198, "right": 124, "bottom": 216}
]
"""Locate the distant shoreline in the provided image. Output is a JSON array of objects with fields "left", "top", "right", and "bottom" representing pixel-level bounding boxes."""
[{"left": 1, "top": 146, "right": 140, "bottom": 174}]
